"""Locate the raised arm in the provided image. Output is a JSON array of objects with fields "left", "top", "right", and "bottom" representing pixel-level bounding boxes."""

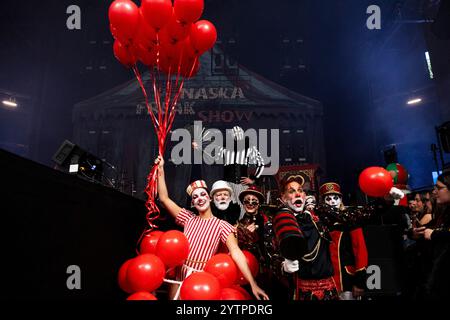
[
  {"left": 155, "top": 156, "right": 182, "bottom": 219},
  {"left": 226, "top": 233, "right": 269, "bottom": 300},
  {"left": 246, "top": 146, "right": 265, "bottom": 181}
]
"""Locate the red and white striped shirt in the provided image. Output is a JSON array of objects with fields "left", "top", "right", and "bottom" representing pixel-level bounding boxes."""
[{"left": 176, "top": 208, "right": 235, "bottom": 279}]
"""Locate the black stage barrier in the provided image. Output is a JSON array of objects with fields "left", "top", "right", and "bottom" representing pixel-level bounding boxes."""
[
  {"left": 364, "top": 224, "right": 405, "bottom": 298},
  {"left": 0, "top": 148, "right": 171, "bottom": 300}
]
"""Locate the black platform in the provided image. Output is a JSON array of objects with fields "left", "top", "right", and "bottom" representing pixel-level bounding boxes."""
[{"left": 1, "top": 148, "right": 149, "bottom": 300}]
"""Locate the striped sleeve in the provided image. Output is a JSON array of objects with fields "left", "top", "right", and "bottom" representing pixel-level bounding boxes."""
[
  {"left": 175, "top": 208, "right": 194, "bottom": 227},
  {"left": 246, "top": 146, "right": 265, "bottom": 178},
  {"left": 215, "top": 146, "right": 225, "bottom": 162},
  {"left": 219, "top": 220, "right": 236, "bottom": 244},
  {"left": 272, "top": 211, "right": 303, "bottom": 242}
]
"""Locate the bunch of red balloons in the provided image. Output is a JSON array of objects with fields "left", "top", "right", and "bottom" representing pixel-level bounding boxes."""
[
  {"left": 179, "top": 250, "right": 257, "bottom": 300},
  {"left": 108, "top": 0, "right": 216, "bottom": 77},
  {"left": 118, "top": 229, "right": 189, "bottom": 300}
]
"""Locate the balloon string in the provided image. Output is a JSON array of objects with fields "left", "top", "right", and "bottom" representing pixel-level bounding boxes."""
[
  {"left": 133, "top": 37, "right": 199, "bottom": 253},
  {"left": 163, "top": 66, "right": 172, "bottom": 130},
  {"left": 132, "top": 65, "right": 158, "bottom": 130},
  {"left": 155, "top": 36, "right": 163, "bottom": 134}
]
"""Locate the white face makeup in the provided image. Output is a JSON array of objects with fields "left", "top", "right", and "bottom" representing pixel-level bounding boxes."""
[
  {"left": 283, "top": 181, "right": 306, "bottom": 213},
  {"left": 243, "top": 194, "right": 260, "bottom": 214},
  {"left": 213, "top": 190, "right": 231, "bottom": 210},
  {"left": 191, "top": 188, "right": 211, "bottom": 212},
  {"left": 324, "top": 194, "right": 342, "bottom": 208}
]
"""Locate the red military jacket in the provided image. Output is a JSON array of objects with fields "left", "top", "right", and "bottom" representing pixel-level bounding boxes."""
[{"left": 329, "top": 226, "right": 368, "bottom": 292}]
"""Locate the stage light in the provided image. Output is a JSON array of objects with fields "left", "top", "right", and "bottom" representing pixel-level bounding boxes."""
[
  {"left": 2, "top": 99, "right": 17, "bottom": 107},
  {"left": 52, "top": 140, "right": 114, "bottom": 186},
  {"left": 407, "top": 98, "right": 422, "bottom": 105}
]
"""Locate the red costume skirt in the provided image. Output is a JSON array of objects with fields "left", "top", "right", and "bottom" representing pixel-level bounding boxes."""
[{"left": 295, "top": 277, "right": 338, "bottom": 301}]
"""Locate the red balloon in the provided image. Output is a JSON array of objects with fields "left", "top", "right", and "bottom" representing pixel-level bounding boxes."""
[
  {"left": 126, "top": 254, "right": 165, "bottom": 293},
  {"left": 160, "top": 33, "right": 184, "bottom": 58},
  {"left": 134, "top": 44, "right": 158, "bottom": 66},
  {"left": 108, "top": 0, "right": 140, "bottom": 45},
  {"left": 118, "top": 259, "right": 134, "bottom": 293},
  {"left": 181, "top": 37, "right": 197, "bottom": 60},
  {"left": 156, "top": 230, "right": 189, "bottom": 268},
  {"left": 165, "top": 10, "right": 192, "bottom": 43},
  {"left": 140, "top": 230, "right": 164, "bottom": 254},
  {"left": 127, "top": 292, "right": 158, "bottom": 300},
  {"left": 180, "top": 272, "right": 221, "bottom": 300},
  {"left": 230, "top": 285, "right": 253, "bottom": 300},
  {"left": 141, "top": 0, "right": 173, "bottom": 31},
  {"left": 359, "top": 167, "right": 394, "bottom": 198},
  {"left": 235, "top": 250, "right": 259, "bottom": 285},
  {"left": 135, "top": 10, "right": 158, "bottom": 49},
  {"left": 220, "top": 287, "right": 246, "bottom": 300},
  {"left": 190, "top": 20, "right": 217, "bottom": 54},
  {"left": 204, "top": 254, "right": 237, "bottom": 288},
  {"left": 155, "top": 230, "right": 190, "bottom": 267},
  {"left": 174, "top": 0, "right": 204, "bottom": 25},
  {"left": 113, "top": 40, "right": 137, "bottom": 66}
]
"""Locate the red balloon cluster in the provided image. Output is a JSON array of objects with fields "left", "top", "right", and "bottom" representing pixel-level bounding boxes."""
[
  {"left": 119, "top": 248, "right": 258, "bottom": 300},
  {"left": 108, "top": 0, "right": 216, "bottom": 77},
  {"left": 359, "top": 166, "right": 394, "bottom": 198},
  {"left": 118, "top": 229, "right": 190, "bottom": 298}
]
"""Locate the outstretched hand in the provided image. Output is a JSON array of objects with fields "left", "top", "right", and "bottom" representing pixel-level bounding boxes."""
[
  {"left": 251, "top": 284, "right": 269, "bottom": 300},
  {"left": 240, "top": 177, "right": 254, "bottom": 185}
]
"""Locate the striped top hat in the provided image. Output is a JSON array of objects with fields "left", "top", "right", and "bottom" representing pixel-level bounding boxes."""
[
  {"left": 319, "top": 182, "right": 342, "bottom": 197},
  {"left": 186, "top": 180, "right": 208, "bottom": 197}
]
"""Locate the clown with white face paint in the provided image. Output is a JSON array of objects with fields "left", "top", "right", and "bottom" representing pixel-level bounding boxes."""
[
  {"left": 210, "top": 180, "right": 240, "bottom": 225},
  {"left": 324, "top": 194, "right": 342, "bottom": 209},
  {"left": 320, "top": 182, "right": 343, "bottom": 210},
  {"left": 317, "top": 182, "right": 369, "bottom": 300},
  {"left": 191, "top": 187, "right": 211, "bottom": 212},
  {"left": 282, "top": 177, "right": 307, "bottom": 214},
  {"left": 272, "top": 175, "right": 337, "bottom": 301}
]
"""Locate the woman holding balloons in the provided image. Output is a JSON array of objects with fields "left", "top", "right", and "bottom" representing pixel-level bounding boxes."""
[{"left": 155, "top": 156, "right": 269, "bottom": 300}]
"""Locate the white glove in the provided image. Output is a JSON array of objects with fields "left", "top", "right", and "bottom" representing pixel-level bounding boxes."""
[
  {"left": 282, "top": 259, "right": 299, "bottom": 273},
  {"left": 305, "top": 195, "right": 316, "bottom": 210},
  {"left": 232, "top": 126, "right": 244, "bottom": 141},
  {"left": 389, "top": 187, "right": 404, "bottom": 200}
]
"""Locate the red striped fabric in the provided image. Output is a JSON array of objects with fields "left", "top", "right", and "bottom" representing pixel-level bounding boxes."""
[
  {"left": 175, "top": 208, "right": 235, "bottom": 279},
  {"left": 273, "top": 213, "right": 301, "bottom": 236}
]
